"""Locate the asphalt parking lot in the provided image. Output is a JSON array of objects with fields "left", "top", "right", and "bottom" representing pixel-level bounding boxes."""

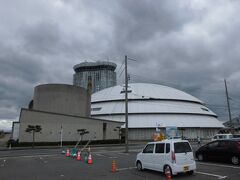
[{"left": 0, "top": 145, "right": 239, "bottom": 180}]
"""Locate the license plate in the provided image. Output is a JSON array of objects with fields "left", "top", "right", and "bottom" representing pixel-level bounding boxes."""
[{"left": 183, "top": 166, "right": 189, "bottom": 171}]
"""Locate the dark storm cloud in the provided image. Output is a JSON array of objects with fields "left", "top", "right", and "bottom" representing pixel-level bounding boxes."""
[
  {"left": 108, "top": 0, "right": 240, "bottom": 121},
  {"left": 112, "top": 0, "right": 191, "bottom": 44},
  {"left": 1, "top": 0, "right": 240, "bottom": 130},
  {"left": 0, "top": 43, "right": 45, "bottom": 120},
  {"left": 0, "top": 45, "right": 44, "bottom": 82},
  {"left": 21, "top": 21, "right": 62, "bottom": 55}
]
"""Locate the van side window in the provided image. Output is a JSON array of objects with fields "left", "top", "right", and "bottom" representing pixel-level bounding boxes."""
[
  {"left": 143, "top": 144, "right": 154, "bottom": 153},
  {"left": 155, "top": 143, "right": 165, "bottom": 153},
  {"left": 166, "top": 143, "right": 170, "bottom": 153}
]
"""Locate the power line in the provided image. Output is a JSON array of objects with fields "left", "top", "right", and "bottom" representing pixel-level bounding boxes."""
[
  {"left": 195, "top": 92, "right": 226, "bottom": 95},
  {"left": 206, "top": 104, "right": 228, "bottom": 108},
  {"left": 129, "top": 73, "right": 182, "bottom": 89},
  {"left": 207, "top": 104, "right": 239, "bottom": 109},
  {"left": 129, "top": 91, "right": 227, "bottom": 109},
  {"left": 116, "top": 60, "right": 125, "bottom": 74},
  {"left": 129, "top": 73, "right": 232, "bottom": 99},
  {"left": 123, "top": 73, "right": 239, "bottom": 110},
  {"left": 127, "top": 57, "right": 138, "bottom": 61},
  {"left": 118, "top": 68, "right": 125, "bottom": 78},
  {"left": 121, "top": 74, "right": 240, "bottom": 117},
  {"left": 230, "top": 98, "right": 240, "bottom": 104}
]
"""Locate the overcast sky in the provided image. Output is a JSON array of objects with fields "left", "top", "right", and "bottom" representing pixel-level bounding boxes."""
[{"left": 1, "top": 0, "right": 240, "bottom": 131}]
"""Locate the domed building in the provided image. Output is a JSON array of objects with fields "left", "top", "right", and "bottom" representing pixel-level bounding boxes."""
[{"left": 91, "top": 83, "right": 224, "bottom": 140}]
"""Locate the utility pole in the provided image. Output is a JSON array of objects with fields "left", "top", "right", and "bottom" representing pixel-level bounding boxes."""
[
  {"left": 60, "top": 125, "right": 63, "bottom": 148},
  {"left": 224, "top": 79, "right": 232, "bottom": 126},
  {"left": 125, "top": 55, "right": 129, "bottom": 153}
]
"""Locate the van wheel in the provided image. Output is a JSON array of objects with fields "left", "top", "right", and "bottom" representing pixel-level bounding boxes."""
[
  {"left": 187, "top": 170, "right": 194, "bottom": 175},
  {"left": 197, "top": 154, "right": 204, "bottom": 161},
  {"left": 231, "top": 156, "right": 239, "bottom": 165},
  {"left": 164, "top": 165, "right": 172, "bottom": 176},
  {"left": 136, "top": 161, "right": 143, "bottom": 171}
]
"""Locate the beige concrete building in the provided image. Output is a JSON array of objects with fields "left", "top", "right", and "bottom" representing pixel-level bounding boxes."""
[
  {"left": 19, "top": 109, "right": 122, "bottom": 142},
  {"left": 16, "top": 84, "right": 123, "bottom": 143},
  {"left": 32, "top": 84, "right": 91, "bottom": 117}
]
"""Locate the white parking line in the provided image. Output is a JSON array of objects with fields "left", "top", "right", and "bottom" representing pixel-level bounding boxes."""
[
  {"left": 131, "top": 149, "right": 142, "bottom": 152},
  {"left": 0, "top": 159, "right": 6, "bottom": 167},
  {"left": 117, "top": 152, "right": 130, "bottom": 155},
  {"left": 0, "top": 154, "right": 57, "bottom": 160},
  {"left": 197, "top": 162, "right": 240, "bottom": 169},
  {"left": 195, "top": 171, "right": 227, "bottom": 179},
  {"left": 94, "top": 150, "right": 121, "bottom": 154},
  {"left": 109, "top": 156, "right": 118, "bottom": 159},
  {"left": 117, "top": 167, "right": 136, "bottom": 171},
  {"left": 95, "top": 154, "right": 105, "bottom": 157},
  {"left": 93, "top": 149, "right": 137, "bottom": 154},
  {"left": 115, "top": 166, "right": 228, "bottom": 179}
]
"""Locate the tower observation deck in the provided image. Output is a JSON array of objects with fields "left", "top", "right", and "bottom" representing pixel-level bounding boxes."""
[{"left": 73, "top": 61, "right": 117, "bottom": 93}]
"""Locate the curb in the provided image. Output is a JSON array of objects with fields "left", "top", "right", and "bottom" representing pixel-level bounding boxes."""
[{"left": 0, "top": 143, "right": 145, "bottom": 151}]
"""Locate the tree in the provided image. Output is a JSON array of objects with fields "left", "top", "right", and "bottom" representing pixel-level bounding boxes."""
[
  {"left": 75, "top": 129, "right": 89, "bottom": 148},
  {"left": 77, "top": 129, "right": 89, "bottom": 141},
  {"left": 25, "top": 125, "right": 42, "bottom": 148}
]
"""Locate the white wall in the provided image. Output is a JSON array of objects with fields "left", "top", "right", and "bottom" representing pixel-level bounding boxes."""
[
  {"left": 129, "top": 128, "right": 220, "bottom": 140},
  {"left": 12, "top": 122, "right": 20, "bottom": 140}
]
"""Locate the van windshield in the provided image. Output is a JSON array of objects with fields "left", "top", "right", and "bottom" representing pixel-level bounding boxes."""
[{"left": 174, "top": 142, "right": 192, "bottom": 153}]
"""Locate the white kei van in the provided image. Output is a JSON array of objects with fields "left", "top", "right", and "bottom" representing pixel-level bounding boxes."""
[{"left": 136, "top": 139, "right": 196, "bottom": 175}]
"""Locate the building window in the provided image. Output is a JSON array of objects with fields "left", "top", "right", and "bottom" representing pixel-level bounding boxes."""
[
  {"left": 91, "top": 107, "right": 102, "bottom": 111},
  {"left": 88, "top": 76, "right": 92, "bottom": 82},
  {"left": 96, "top": 85, "right": 100, "bottom": 92},
  {"left": 120, "top": 90, "right": 132, "bottom": 94},
  {"left": 103, "top": 123, "right": 107, "bottom": 140},
  {"left": 96, "top": 72, "right": 100, "bottom": 81}
]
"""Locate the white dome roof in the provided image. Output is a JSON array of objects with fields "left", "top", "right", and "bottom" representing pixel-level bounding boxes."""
[
  {"left": 91, "top": 83, "right": 224, "bottom": 128},
  {"left": 92, "top": 83, "right": 202, "bottom": 103},
  {"left": 91, "top": 83, "right": 223, "bottom": 140}
]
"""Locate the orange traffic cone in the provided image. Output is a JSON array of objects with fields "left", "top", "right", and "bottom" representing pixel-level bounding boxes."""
[
  {"left": 66, "top": 149, "right": 70, "bottom": 157},
  {"left": 88, "top": 153, "right": 93, "bottom": 164},
  {"left": 111, "top": 160, "right": 117, "bottom": 173},
  {"left": 165, "top": 166, "right": 172, "bottom": 180},
  {"left": 76, "top": 151, "right": 81, "bottom": 161}
]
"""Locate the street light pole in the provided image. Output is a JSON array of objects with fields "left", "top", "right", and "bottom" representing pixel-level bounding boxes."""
[{"left": 125, "top": 55, "right": 129, "bottom": 153}]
